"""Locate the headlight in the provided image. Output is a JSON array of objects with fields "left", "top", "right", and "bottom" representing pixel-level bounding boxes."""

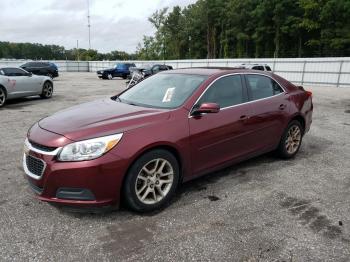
[{"left": 58, "top": 133, "right": 123, "bottom": 162}]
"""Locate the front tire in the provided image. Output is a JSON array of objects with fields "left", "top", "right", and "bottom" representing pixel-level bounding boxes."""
[
  {"left": 123, "top": 149, "right": 180, "bottom": 212},
  {"left": 107, "top": 73, "right": 113, "bottom": 80},
  {"left": 277, "top": 120, "right": 303, "bottom": 159},
  {"left": 0, "top": 87, "right": 7, "bottom": 108},
  {"left": 40, "top": 81, "right": 53, "bottom": 99}
]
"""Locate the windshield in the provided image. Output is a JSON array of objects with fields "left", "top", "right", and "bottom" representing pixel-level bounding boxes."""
[{"left": 118, "top": 73, "right": 208, "bottom": 109}]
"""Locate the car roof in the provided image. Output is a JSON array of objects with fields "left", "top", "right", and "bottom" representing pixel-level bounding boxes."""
[
  {"left": 162, "top": 67, "right": 295, "bottom": 91},
  {"left": 241, "top": 63, "right": 269, "bottom": 66},
  {"left": 164, "top": 67, "right": 271, "bottom": 76}
]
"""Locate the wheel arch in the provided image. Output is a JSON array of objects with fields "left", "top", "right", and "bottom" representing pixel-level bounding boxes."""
[
  {"left": 44, "top": 79, "right": 53, "bottom": 85},
  {"left": 289, "top": 114, "right": 305, "bottom": 133},
  {"left": 120, "top": 144, "right": 184, "bottom": 200},
  {"left": 0, "top": 84, "right": 8, "bottom": 96}
]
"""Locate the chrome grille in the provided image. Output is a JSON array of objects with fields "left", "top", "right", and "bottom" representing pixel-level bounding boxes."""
[{"left": 25, "top": 155, "right": 45, "bottom": 177}]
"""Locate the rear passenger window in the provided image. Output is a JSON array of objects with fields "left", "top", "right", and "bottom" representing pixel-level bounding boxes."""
[
  {"left": 246, "top": 75, "right": 284, "bottom": 100},
  {"left": 198, "top": 75, "right": 245, "bottom": 108},
  {"left": 265, "top": 66, "right": 272, "bottom": 71}
]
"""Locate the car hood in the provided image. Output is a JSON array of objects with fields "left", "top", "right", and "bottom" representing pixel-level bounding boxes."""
[{"left": 38, "top": 99, "right": 170, "bottom": 141}]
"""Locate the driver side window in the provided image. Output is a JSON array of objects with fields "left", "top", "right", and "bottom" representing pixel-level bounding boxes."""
[
  {"left": 3, "top": 68, "right": 27, "bottom": 77},
  {"left": 197, "top": 75, "right": 246, "bottom": 109}
]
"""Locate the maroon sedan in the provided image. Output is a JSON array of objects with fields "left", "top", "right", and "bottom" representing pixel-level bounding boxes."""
[{"left": 23, "top": 68, "right": 313, "bottom": 212}]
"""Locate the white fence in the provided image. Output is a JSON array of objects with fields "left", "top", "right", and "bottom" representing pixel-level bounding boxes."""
[{"left": 1, "top": 57, "right": 349, "bottom": 87}]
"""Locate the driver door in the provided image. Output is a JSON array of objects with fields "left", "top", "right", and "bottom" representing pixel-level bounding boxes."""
[
  {"left": 188, "top": 74, "right": 255, "bottom": 177},
  {"left": 3, "top": 68, "right": 38, "bottom": 97}
]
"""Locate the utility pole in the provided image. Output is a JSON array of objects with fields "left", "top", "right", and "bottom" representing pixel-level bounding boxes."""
[
  {"left": 87, "top": 0, "right": 91, "bottom": 49},
  {"left": 188, "top": 35, "right": 192, "bottom": 59},
  {"left": 77, "top": 40, "right": 80, "bottom": 61}
]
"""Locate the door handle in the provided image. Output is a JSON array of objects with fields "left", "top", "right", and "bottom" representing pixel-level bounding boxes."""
[
  {"left": 239, "top": 115, "right": 249, "bottom": 121},
  {"left": 279, "top": 104, "right": 286, "bottom": 110}
]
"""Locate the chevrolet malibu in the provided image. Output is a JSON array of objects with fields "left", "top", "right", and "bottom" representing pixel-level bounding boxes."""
[{"left": 23, "top": 68, "right": 313, "bottom": 212}]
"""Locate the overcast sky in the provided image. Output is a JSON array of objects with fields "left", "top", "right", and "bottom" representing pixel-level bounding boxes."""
[{"left": 0, "top": 0, "right": 197, "bottom": 53}]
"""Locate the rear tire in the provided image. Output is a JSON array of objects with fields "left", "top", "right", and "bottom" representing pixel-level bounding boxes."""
[
  {"left": 0, "top": 87, "right": 7, "bottom": 108},
  {"left": 123, "top": 149, "right": 180, "bottom": 212},
  {"left": 122, "top": 74, "right": 127, "bottom": 79},
  {"left": 40, "top": 81, "right": 53, "bottom": 99},
  {"left": 277, "top": 120, "right": 303, "bottom": 159}
]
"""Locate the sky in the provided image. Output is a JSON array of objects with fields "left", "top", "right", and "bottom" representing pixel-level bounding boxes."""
[{"left": 0, "top": 0, "right": 197, "bottom": 53}]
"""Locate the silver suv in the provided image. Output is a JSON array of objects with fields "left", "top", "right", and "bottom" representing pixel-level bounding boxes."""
[{"left": 240, "top": 64, "right": 272, "bottom": 71}]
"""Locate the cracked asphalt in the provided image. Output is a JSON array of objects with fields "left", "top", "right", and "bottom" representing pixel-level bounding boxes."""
[{"left": 0, "top": 72, "right": 349, "bottom": 261}]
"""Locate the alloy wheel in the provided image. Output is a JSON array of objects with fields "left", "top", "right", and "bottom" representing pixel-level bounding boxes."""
[
  {"left": 0, "top": 89, "right": 5, "bottom": 106},
  {"left": 285, "top": 125, "right": 301, "bottom": 154},
  {"left": 135, "top": 158, "right": 174, "bottom": 205},
  {"left": 43, "top": 82, "right": 53, "bottom": 97},
  {"left": 107, "top": 74, "right": 113, "bottom": 80}
]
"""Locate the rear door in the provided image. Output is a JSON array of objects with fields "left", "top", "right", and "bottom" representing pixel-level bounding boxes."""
[
  {"left": 244, "top": 74, "right": 290, "bottom": 150},
  {"left": 189, "top": 74, "right": 255, "bottom": 176}
]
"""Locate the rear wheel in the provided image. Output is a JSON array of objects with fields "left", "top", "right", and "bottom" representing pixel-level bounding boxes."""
[
  {"left": 0, "top": 87, "right": 7, "bottom": 108},
  {"left": 122, "top": 74, "right": 127, "bottom": 79},
  {"left": 123, "top": 149, "right": 180, "bottom": 212},
  {"left": 40, "top": 81, "right": 53, "bottom": 99},
  {"left": 277, "top": 120, "right": 303, "bottom": 159}
]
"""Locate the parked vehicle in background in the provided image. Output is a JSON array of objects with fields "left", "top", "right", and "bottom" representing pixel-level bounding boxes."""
[
  {"left": 23, "top": 68, "right": 313, "bottom": 212},
  {"left": 240, "top": 64, "right": 272, "bottom": 71},
  {"left": 0, "top": 67, "right": 54, "bottom": 108},
  {"left": 97, "top": 63, "right": 136, "bottom": 80},
  {"left": 20, "top": 62, "right": 59, "bottom": 79},
  {"left": 129, "top": 64, "right": 173, "bottom": 78},
  {"left": 127, "top": 64, "right": 173, "bottom": 87}
]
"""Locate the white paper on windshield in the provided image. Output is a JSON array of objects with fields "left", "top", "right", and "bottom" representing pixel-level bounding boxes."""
[{"left": 162, "top": 87, "right": 175, "bottom": 103}]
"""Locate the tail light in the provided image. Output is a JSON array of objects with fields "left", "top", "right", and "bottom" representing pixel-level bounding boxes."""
[{"left": 306, "top": 91, "right": 312, "bottom": 98}]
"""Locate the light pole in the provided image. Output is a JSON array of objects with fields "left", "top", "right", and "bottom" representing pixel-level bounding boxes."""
[
  {"left": 188, "top": 35, "right": 192, "bottom": 59},
  {"left": 87, "top": 0, "right": 91, "bottom": 49}
]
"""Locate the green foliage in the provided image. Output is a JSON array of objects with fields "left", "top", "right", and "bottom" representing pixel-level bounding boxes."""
[
  {"left": 138, "top": 0, "right": 350, "bottom": 59},
  {"left": 0, "top": 41, "right": 137, "bottom": 61},
  {"left": 1, "top": 0, "right": 349, "bottom": 60}
]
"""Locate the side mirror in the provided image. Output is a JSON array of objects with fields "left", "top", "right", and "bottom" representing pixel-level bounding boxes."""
[{"left": 192, "top": 103, "right": 220, "bottom": 115}]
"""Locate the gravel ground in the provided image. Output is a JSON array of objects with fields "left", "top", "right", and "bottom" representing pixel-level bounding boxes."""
[{"left": 0, "top": 72, "right": 349, "bottom": 261}]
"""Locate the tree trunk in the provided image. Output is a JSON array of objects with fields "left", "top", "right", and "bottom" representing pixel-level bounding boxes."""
[
  {"left": 298, "top": 34, "right": 302, "bottom": 58},
  {"left": 274, "top": 21, "right": 280, "bottom": 58}
]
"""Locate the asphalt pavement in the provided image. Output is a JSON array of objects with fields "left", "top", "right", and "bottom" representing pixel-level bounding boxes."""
[{"left": 0, "top": 73, "right": 349, "bottom": 261}]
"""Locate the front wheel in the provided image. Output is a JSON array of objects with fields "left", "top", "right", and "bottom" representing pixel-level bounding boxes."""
[
  {"left": 277, "top": 120, "right": 303, "bottom": 159},
  {"left": 40, "top": 81, "right": 53, "bottom": 99},
  {"left": 123, "top": 149, "right": 180, "bottom": 212},
  {"left": 0, "top": 87, "right": 7, "bottom": 108},
  {"left": 107, "top": 73, "right": 113, "bottom": 80}
]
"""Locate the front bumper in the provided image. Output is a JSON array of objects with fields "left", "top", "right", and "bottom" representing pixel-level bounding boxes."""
[{"left": 23, "top": 137, "right": 128, "bottom": 209}]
